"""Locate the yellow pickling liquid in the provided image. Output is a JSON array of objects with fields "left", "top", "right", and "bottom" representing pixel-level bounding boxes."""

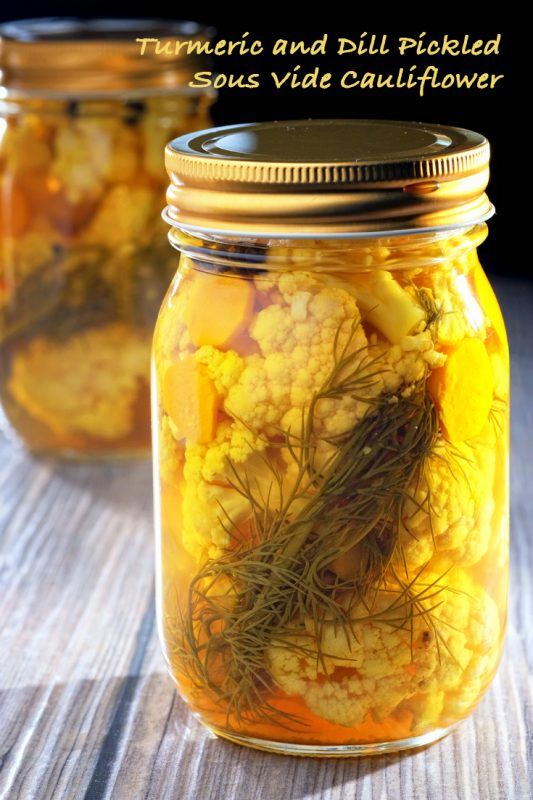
[
  {"left": 0, "top": 94, "right": 212, "bottom": 456},
  {"left": 153, "top": 227, "right": 509, "bottom": 748}
]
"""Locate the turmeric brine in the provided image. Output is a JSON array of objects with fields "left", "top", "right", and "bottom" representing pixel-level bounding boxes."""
[{"left": 154, "top": 121, "right": 509, "bottom": 755}]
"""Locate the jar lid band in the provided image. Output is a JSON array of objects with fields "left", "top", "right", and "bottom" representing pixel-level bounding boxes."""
[
  {"left": 0, "top": 18, "right": 214, "bottom": 96},
  {"left": 164, "top": 119, "right": 493, "bottom": 236}
]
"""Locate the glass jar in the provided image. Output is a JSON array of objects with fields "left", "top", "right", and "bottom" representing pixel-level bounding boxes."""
[
  {"left": 153, "top": 120, "right": 509, "bottom": 755},
  {"left": 0, "top": 18, "right": 214, "bottom": 457}
]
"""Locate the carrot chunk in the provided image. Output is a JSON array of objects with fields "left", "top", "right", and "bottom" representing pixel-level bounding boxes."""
[
  {"left": 427, "top": 337, "right": 494, "bottom": 443},
  {"left": 163, "top": 356, "right": 220, "bottom": 444},
  {"left": 185, "top": 272, "right": 254, "bottom": 348},
  {"left": 0, "top": 181, "right": 29, "bottom": 237}
]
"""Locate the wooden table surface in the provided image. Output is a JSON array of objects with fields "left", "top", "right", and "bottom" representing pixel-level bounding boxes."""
[{"left": 0, "top": 277, "right": 531, "bottom": 800}]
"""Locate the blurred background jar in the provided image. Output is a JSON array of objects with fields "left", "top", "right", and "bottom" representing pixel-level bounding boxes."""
[{"left": 0, "top": 18, "right": 215, "bottom": 457}]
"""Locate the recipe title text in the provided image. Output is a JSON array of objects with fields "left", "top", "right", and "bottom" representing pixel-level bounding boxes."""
[{"left": 137, "top": 32, "right": 504, "bottom": 97}]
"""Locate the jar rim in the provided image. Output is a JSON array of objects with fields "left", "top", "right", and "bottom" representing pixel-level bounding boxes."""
[
  {"left": 167, "top": 222, "right": 490, "bottom": 277},
  {"left": 163, "top": 207, "right": 495, "bottom": 241},
  {"left": 0, "top": 17, "right": 214, "bottom": 97}
]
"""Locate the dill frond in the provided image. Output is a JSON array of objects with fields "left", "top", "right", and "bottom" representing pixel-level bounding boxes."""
[{"left": 169, "top": 320, "right": 441, "bottom": 726}]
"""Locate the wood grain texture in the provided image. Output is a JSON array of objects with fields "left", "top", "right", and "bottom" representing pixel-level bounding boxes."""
[{"left": 0, "top": 276, "right": 531, "bottom": 800}]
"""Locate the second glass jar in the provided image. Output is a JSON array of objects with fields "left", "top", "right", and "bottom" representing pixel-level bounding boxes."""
[{"left": 0, "top": 18, "right": 214, "bottom": 456}]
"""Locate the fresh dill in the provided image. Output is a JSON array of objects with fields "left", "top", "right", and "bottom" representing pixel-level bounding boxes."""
[{"left": 168, "top": 320, "right": 442, "bottom": 726}]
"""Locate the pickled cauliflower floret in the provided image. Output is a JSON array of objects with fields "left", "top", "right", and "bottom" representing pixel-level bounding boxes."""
[
  {"left": 399, "top": 436, "right": 496, "bottom": 568},
  {"left": 153, "top": 267, "right": 197, "bottom": 369},
  {"left": 268, "top": 570, "right": 499, "bottom": 728},
  {"left": 181, "top": 422, "right": 275, "bottom": 558},
  {"left": 375, "top": 328, "right": 446, "bottom": 396},
  {"left": 196, "top": 346, "right": 245, "bottom": 394},
  {"left": 224, "top": 272, "right": 372, "bottom": 438},
  {"left": 263, "top": 269, "right": 444, "bottom": 401},
  {"left": 181, "top": 464, "right": 251, "bottom": 559},
  {"left": 51, "top": 120, "right": 139, "bottom": 203},
  {"left": 8, "top": 323, "right": 149, "bottom": 440},
  {"left": 51, "top": 126, "right": 106, "bottom": 204},
  {"left": 159, "top": 416, "right": 183, "bottom": 486},
  {"left": 266, "top": 239, "right": 392, "bottom": 270},
  {"left": 420, "top": 268, "right": 486, "bottom": 346},
  {"left": 82, "top": 185, "right": 156, "bottom": 250},
  {"left": 75, "top": 118, "right": 140, "bottom": 183}
]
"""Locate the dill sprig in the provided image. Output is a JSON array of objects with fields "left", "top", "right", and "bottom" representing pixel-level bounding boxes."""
[
  {"left": 413, "top": 284, "right": 445, "bottom": 339},
  {"left": 169, "top": 321, "right": 440, "bottom": 726},
  {"left": 488, "top": 397, "right": 507, "bottom": 439}
]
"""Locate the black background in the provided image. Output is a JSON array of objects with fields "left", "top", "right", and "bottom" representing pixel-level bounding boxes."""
[{"left": 0, "top": 10, "right": 519, "bottom": 279}]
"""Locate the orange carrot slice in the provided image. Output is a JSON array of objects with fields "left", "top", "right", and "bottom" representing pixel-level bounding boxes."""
[
  {"left": 427, "top": 337, "right": 494, "bottom": 443},
  {"left": 0, "top": 181, "right": 29, "bottom": 237},
  {"left": 163, "top": 356, "right": 220, "bottom": 444},
  {"left": 185, "top": 271, "right": 254, "bottom": 348}
]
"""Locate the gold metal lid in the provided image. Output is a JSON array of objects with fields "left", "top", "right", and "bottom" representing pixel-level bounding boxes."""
[
  {"left": 164, "top": 119, "right": 493, "bottom": 237},
  {"left": 0, "top": 18, "right": 214, "bottom": 97}
]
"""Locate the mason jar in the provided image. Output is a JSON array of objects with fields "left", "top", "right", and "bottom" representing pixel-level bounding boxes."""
[
  {"left": 153, "top": 120, "right": 509, "bottom": 755},
  {"left": 0, "top": 18, "right": 214, "bottom": 457}
]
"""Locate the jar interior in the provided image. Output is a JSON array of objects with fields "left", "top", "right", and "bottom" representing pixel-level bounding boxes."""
[
  {"left": 0, "top": 90, "right": 212, "bottom": 456},
  {"left": 153, "top": 225, "right": 509, "bottom": 747}
]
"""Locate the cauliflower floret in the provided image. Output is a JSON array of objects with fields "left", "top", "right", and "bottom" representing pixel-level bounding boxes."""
[
  {"left": 375, "top": 329, "right": 447, "bottom": 396},
  {"left": 8, "top": 323, "right": 150, "bottom": 440},
  {"left": 195, "top": 346, "right": 244, "bottom": 394},
  {"left": 185, "top": 420, "right": 265, "bottom": 484},
  {"left": 75, "top": 119, "right": 139, "bottom": 183},
  {"left": 268, "top": 570, "right": 499, "bottom": 729},
  {"left": 254, "top": 269, "right": 444, "bottom": 415},
  {"left": 443, "top": 647, "right": 500, "bottom": 721},
  {"left": 181, "top": 421, "right": 276, "bottom": 558},
  {"left": 421, "top": 269, "right": 486, "bottom": 347},
  {"left": 153, "top": 262, "right": 197, "bottom": 369},
  {"left": 51, "top": 126, "right": 106, "bottom": 204},
  {"left": 266, "top": 240, "right": 392, "bottom": 271},
  {"left": 399, "top": 437, "right": 496, "bottom": 568},
  {"left": 425, "top": 573, "right": 501, "bottom": 722},
  {"left": 225, "top": 274, "right": 371, "bottom": 438},
  {"left": 51, "top": 120, "right": 139, "bottom": 203},
  {"left": 82, "top": 185, "right": 156, "bottom": 250},
  {"left": 158, "top": 416, "right": 183, "bottom": 486},
  {"left": 181, "top": 467, "right": 251, "bottom": 559}
]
